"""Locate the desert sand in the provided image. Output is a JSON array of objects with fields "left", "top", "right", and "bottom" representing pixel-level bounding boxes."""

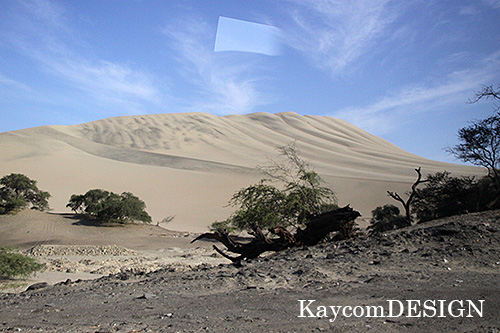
[
  {"left": 0, "top": 112, "right": 484, "bottom": 232},
  {"left": 0, "top": 113, "right": 498, "bottom": 332},
  {"left": 0, "top": 210, "right": 226, "bottom": 293}
]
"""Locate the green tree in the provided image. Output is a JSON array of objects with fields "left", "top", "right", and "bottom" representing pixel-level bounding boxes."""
[
  {"left": 411, "top": 172, "right": 495, "bottom": 222},
  {"left": 367, "top": 204, "right": 409, "bottom": 236},
  {"left": 213, "top": 143, "right": 338, "bottom": 234},
  {"left": 0, "top": 247, "right": 44, "bottom": 279},
  {"left": 67, "top": 189, "right": 152, "bottom": 224},
  {"left": 224, "top": 182, "right": 287, "bottom": 232},
  {"left": 447, "top": 112, "right": 500, "bottom": 192},
  {"left": 0, "top": 173, "right": 51, "bottom": 214},
  {"left": 448, "top": 84, "right": 500, "bottom": 203}
]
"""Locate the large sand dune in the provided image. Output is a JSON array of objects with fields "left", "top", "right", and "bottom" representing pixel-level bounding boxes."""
[{"left": 0, "top": 112, "right": 483, "bottom": 232}]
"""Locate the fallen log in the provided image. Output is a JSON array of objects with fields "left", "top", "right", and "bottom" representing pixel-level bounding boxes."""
[{"left": 191, "top": 205, "right": 361, "bottom": 262}]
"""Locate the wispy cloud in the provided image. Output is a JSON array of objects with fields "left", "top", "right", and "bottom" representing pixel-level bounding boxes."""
[
  {"left": 334, "top": 51, "right": 500, "bottom": 134},
  {"left": 163, "top": 17, "right": 273, "bottom": 115},
  {"left": 43, "top": 57, "right": 161, "bottom": 105},
  {"left": 459, "top": 5, "right": 480, "bottom": 16},
  {"left": 284, "top": 0, "right": 398, "bottom": 76},
  {"left": 0, "top": 73, "right": 32, "bottom": 92},
  {"left": 3, "top": 0, "right": 162, "bottom": 111},
  {"left": 481, "top": 0, "right": 500, "bottom": 9}
]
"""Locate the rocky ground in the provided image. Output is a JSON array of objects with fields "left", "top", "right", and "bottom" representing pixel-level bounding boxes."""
[
  {"left": 24, "top": 244, "right": 225, "bottom": 276},
  {"left": 1, "top": 210, "right": 500, "bottom": 332}
]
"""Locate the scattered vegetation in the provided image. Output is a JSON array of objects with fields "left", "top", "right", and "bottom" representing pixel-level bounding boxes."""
[
  {"left": 0, "top": 247, "right": 44, "bottom": 279},
  {"left": 387, "top": 167, "right": 427, "bottom": 224},
  {"left": 447, "top": 112, "right": 500, "bottom": 192},
  {"left": 211, "top": 142, "right": 338, "bottom": 234},
  {"left": 378, "top": 85, "right": 500, "bottom": 230},
  {"left": 67, "top": 189, "right": 152, "bottom": 224},
  {"left": 412, "top": 172, "right": 497, "bottom": 223},
  {"left": 0, "top": 173, "right": 51, "bottom": 214},
  {"left": 447, "top": 84, "right": 500, "bottom": 205},
  {"left": 198, "top": 143, "right": 360, "bottom": 262},
  {"left": 367, "top": 204, "right": 409, "bottom": 236}
]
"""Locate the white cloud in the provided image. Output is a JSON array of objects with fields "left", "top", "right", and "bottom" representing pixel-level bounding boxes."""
[
  {"left": 481, "top": 0, "right": 500, "bottom": 9},
  {"left": 163, "top": 17, "right": 272, "bottom": 114},
  {"left": 3, "top": 0, "right": 163, "bottom": 110},
  {"left": 334, "top": 51, "right": 500, "bottom": 134},
  {"left": 44, "top": 58, "right": 161, "bottom": 104},
  {"left": 0, "top": 73, "right": 32, "bottom": 92},
  {"left": 459, "top": 5, "right": 480, "bottom": 16},
  {"left": 284, "top": 0, "right": 397, "bottom": 76}
]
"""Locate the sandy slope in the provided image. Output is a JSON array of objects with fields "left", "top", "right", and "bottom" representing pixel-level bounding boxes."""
[
  {"left": 0, "top": 112, "right": 484, "bottom": 232},
  {"left": 0, "top": 210, "right": 195, "bottom": 250}
]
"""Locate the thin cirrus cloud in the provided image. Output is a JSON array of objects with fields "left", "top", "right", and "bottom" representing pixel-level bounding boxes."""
[
  {"left": 335, "top": 51, "right": 500, "bottom": 134},
  {"left": 3, "top": 0, "right": 162, "bottom": 112},
  {"left": 284, "top": 0, "right": 396, "bottom": 76},
  {"left": 163, "top": 17, "right": 273, "bottom": 115},
  {"left": 0, "top": 73, "right": 32, "bottom": 93}
]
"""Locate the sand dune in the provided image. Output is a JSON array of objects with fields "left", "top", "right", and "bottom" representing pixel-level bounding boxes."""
[{"left": 0, "top": 112, "right": 484, "bottom": 232}]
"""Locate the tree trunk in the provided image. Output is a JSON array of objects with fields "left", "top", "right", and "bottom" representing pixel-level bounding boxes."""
[{"left": 191, "top": 205, "right": 360, "bottom": 262}]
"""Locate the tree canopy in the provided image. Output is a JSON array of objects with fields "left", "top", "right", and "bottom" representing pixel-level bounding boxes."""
[
  {"left": 213, "top": 143, "right": 337, "bottom": 234},
  {"left": 0, "top": 247, "right": 44, "bottom": 279},
  {"left": 367, "top": 204, "right": 409, "bottom": 236},
  {"left": 447, "top": 112, "right": 500, "bottom": 190},
  {"left": 448, "top": 84, "right": 500, "bottom": 194},
  {"left": 412, "top": 172, "right": 496, "bottom": 223},
  {"left": 0, "top": 173, "right": 51, "bottom": 214},
  {"left": 67, "top": 189, "right": 152, "bottom": 224}
]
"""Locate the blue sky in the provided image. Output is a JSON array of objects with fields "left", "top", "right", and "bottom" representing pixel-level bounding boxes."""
[{"left": 1, "top": 0, "right": 499, "bottom": 163}]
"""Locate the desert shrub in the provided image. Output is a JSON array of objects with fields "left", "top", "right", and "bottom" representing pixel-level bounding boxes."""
[
  {"left": 212, "top": 143, "right": 340, "bottom": 234},
  {"left": 224, "top": 182, "right": 287, "bottom": 232},
  {"left": 209, "top": 220, "right": 236, "bottom": 233},
  {"left": 67, "top": 189, "right": 152, "bottom": 224},
  {"left": 0, "top": 247, "right": 44, "bottom": 279},
  {"left": 367, "top": 204, "right": 409, "bottom": 236},
  {"left": 0, "top": 173, "right": 51, "bottom": 214},
  {"left": 412, "top": 172, "right": 497, "bottom": 223}
]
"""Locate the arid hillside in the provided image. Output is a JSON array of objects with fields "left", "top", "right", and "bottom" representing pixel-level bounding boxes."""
[{"left": 0, "top": 112, "right": 483, "bottom": 231}]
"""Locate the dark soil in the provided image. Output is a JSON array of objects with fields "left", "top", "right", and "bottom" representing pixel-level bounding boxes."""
[{"left": 1, "top": 210, "right": 500, "bottom": 332}]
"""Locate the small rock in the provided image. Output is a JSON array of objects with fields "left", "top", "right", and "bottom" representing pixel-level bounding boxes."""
[{"left": 137, "top": 293, "right": 156, "bottom": 300}]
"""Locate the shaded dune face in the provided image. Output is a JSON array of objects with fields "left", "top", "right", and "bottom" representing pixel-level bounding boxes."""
[{"left": 0, "top": 112, "right": 484, "bottom": 232}]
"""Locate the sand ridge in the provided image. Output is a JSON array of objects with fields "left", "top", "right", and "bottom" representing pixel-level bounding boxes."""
[{"left": 0, "top": 112, "right": 485, "bottom": 232}]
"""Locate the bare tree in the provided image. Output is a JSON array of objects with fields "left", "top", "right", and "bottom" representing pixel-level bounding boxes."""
[
  {"left": 469, "top": 84, "right": 500, "bottom": 110},
  {"left": 387, "top": 167, "right": 428, "bottom": 223}
]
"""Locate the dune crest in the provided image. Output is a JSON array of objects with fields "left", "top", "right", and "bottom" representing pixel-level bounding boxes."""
[{"left": 0, "top": 112, "right": 483, "bottom": 232}]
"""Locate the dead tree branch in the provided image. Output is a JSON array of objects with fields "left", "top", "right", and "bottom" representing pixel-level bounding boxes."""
[
  {"left": 192, "top": 205, "right": 360, "bottom": 262},
  {"left": 387, "top": 167, "right": 428, "bottom": 223}
]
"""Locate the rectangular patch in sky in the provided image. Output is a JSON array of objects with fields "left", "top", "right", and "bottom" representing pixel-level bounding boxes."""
[{"left": 214, "top": 16, "right": 281, "bottom": 56}]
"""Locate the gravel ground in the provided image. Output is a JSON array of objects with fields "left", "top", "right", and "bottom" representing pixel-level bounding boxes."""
[
  {"left": 1, "top": 210, "right": 500, "bottom": 332},
  {"left": 25, "top": 245, "right": 140, "bottom": 257}
]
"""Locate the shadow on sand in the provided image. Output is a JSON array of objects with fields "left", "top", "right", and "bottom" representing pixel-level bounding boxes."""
[{"left": 47, "top": 212, "right": 125, "bottom": 227}]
